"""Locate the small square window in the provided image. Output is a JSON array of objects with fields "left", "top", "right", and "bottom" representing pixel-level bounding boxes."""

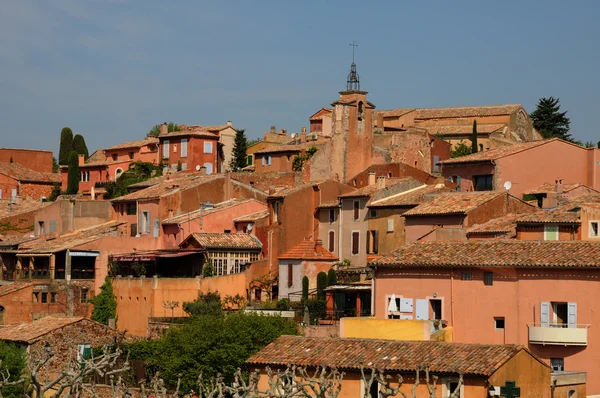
[
  {"left": 494, "top": 317, "right": 505, "bottom": 330},
  {"left": 370, "top": 209, "right": 377, "bottom": 218},
  {"left": 41, "top": 292, "right": 48, "bottom": 304},
  {"left": 462, "top": 272, "right": 472, "bottom": 281},
  {"left": 81, "top": 289, "right": 88, "bottom": 303},
  {"left": 484, "top": 272, "right": 493, "bottom": 286},
  {"left": 204, "top": 142, "right": 213, "bottom": 154},
  {"left": 128, "top": 152, "right": 134, "bottom": 160},
  {"left": 550, "top": 358, "right": 564, "bottom": 372}
]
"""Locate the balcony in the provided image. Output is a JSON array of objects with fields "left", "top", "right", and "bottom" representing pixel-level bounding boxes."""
[{"left": 527, "top": 323, "right": 589, "bottom": 346}]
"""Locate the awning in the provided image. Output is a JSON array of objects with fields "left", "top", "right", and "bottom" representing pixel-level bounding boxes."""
[
  {"left": 112, "top": 255, "right": 156, "bottom": 262},
  {"left": 69, "top": 251, "right": 100, "bottom": 257},
  {"left": 157, "top": 252, "right": 200, "bottom": 259}
]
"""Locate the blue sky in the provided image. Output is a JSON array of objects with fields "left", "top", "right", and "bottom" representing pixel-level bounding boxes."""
[{"left": 1, "top": 1, "right": 599, "bottom": 156}]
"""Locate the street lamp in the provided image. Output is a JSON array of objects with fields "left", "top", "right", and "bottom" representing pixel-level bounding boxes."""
[{"left": 488, "top": 385, "right": 496, "bottom": 397}]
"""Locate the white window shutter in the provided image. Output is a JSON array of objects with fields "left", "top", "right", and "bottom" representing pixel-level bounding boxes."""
[
  {"left": 568, "top": 302, "right": 577, "bottom": 328},
  {"left": 261, "top": 156, "right": 265, "bottom": 166},
  {"left": 540, "top": 302, "right": 550, "bottom": 327},
  {"left": 415, "top": 299, "right": 429, "bottom": 320}
]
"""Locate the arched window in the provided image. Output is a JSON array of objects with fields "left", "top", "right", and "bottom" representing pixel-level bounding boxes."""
[
  {"left": 568, "top": 390, "right": 577, "bottom": 398},
  {"left": 0, "top": 306, "right": 5, "bottom": 326},
  {"left": 115, "top": 168, "right": 124, "bottom": 180},
  {"left": 357, "top": 101, "right": 364, "bottom": 121}
]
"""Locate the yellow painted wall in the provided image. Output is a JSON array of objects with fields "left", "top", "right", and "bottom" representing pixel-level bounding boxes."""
[{"left": 340, "top": 318, "right": 429, "bottom": 341}]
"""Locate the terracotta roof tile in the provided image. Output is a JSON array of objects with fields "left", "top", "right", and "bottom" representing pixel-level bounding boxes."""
[
  {"left": 19, "top": 221, "right": 125, "bottom": 254},
  {"left": 203, "top": 125, "right": 231, "bottom": 132},
  {"left": 0, "top": 163, "right": 61, "bottom": 184},
  {"left": 369, "top": 184, "right": 452, "bottom": 208},
  {"left": 371, "top": 240, "right": 600, "bottom": 268},
  {"left": 403, "top": 191, "right": 507, "bottom": 216},
  {"left": 0, "top": 282, "right": 33, "bottom": 297},
  {"left": 158, "top": 127, "right": 220, "bottom": 139},
  {"left": 187, "top": 232, "right": 262, "bottom": 250},
  {"left": 524, "top": 183, "right": 597, "bottom": 195},
  {"left": 338, "top": 178, "right": 415, "bottom": 199},
  {"left": 466, "top": 214, "right": 521, "bottom": 236},
  {"left": 439, "top": 139, "right": 556, "bottom": 165},
  {"left": 278, "top": 239, "right": 338, "bottom": 261},
  {"left": 425, "top": 124, "right": 506, "bottom": 136},
  {"left": 317, "top": 200, "right": 340, "bottom": 209},
  {"left": 415, "top": 104, "right": 523, "bottom": 120},
  {"left": 162, "top": 199, "right": 261, "bottom": 224},
  {"left": 376, "top": 108, "right": 416, "bottom": 118},
  {"left": 233, "top": 210, "right": 270, "bottom": 223},
  {"left": 254, "top": 140, "right": 327, "bottom": 155},
  {"left": 104, "top": 137, "right": 159, "bottom": 151},
  {"left": 247, "top": 336, "right": 540, "bottom": 376},
  {"left": 0, "top": 316, "right": 88, "bottom": 343},
  {"left": 516, "top": 194, "right": 600, "bottom": 224},
  {"left": 268, "top": 181, "right": 329, "bottom": 199},
  {"left": 0, "top": 199, "right": 51, "bottom": 219},
  {"left": 113, "top": 174, "right": 223, "bottom": 201}
]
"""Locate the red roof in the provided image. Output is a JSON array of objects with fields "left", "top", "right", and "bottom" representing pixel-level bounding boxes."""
[
  {"left": 403, "top": 191, "right": 508, "bottom": 216},
  {"left": 0, "top": 163, "right": 61, "bottom": 184},
  {"left": 278, "top": 239, "right": 338, "bottom": 261},
  {"left": 439, "top": 139, "right": 559, "bottom": 165},
  {"left": 247, "top": 336, "right": 546, "bottom": 376},
  {"left": 415, "top": 104, "right": 523, "bottom": 120},
  {"left": 371, "top": 240, "right": 600, "bottom": 268}
]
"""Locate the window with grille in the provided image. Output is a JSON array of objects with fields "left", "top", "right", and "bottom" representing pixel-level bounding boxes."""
[
  {"left": 551, "top": 358, "right": 564, "bottom": 372},
  {"left": 484, "top": 272, "right": 493, "bottom": 286}
]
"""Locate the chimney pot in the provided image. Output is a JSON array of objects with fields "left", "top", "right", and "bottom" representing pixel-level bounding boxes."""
[
  {"left": 270, "top": 126, "right": 276, "bottom": 133},
  {"left": 160, "top": 122, "right": 168, "bottom": 135},
  {"left": 368, "top": 172, "right": 376, "bottom": 186},
  {"left": 268, "top": 186, "right": 276, "bottom": 195},
  {"left": 282, "top": 129, "right": 287, "bottom": 135},
  {"left": 377, "top": 176, "right": 386, "bottom": 189},
  {"left": 199, "top": 166, "right": 207, "bottom": 176},
  {"left": 301, "top": 126, "right": 307, "bottom": 133},
  {"left": 315, "top": 239, "right": 323, "bottom": 248},
  {"left": 300, "top": 130, "right": 307, "bottom": 143},
  {"left": 227, "top": 120, "right": 232, "bottom": 127}
]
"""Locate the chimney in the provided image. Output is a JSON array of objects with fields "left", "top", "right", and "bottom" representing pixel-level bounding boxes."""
[
  {"left": 199, "top": 166, "right": 207, "bottom": 176},
  {"left": 543, "top": 192, "right": 558, "bottom": 209},
  {"left": 377, "top": 176, "right": 386, "bottom": 189},
  {"left": 78, "top": 154, "right": 85, "bottom": 166},
  {"left": 555, "top": 179, "right": 564, "bottom": 194},
  {"left": 315, "top": 239, "right": 323, "bottom": 249},
  {"left": 300, "top": 128, "right": 307, "bottom": 143},
  {"left": 160, "top": 122, "right": 168, "bottom": 135},
  {"left": 281, "top": 129, "right": 287, "bottom": 136},
  {"left": 368, "top": 172, "right": 376, "bottom": 186},
  {"left": 270, "top": 126, "right": 276, "bottom": 134},
  {"left": 227, "top": 120, "right": 232, "bottom": 127},
  {"left": 168, "top": 209, "right": 174, "bottom": 219},
  {"left": 225, "top": 172, "right": 232, "bottom": 200},
  {"left": 268, "top": 186, "right": 276, "bottom": 195}
]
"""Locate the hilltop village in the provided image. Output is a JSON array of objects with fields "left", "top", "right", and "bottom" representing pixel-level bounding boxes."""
[{"left": 0, "top": 65, "right": 597, "bottom": 397}]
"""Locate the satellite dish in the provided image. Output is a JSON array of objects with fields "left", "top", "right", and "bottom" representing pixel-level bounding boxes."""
[
  {"left": 248, "top": 223, "right": 254, "bottom": 231},
  {"left": 504, "top": 181, "right": 512, "bottom": 191},
  {"left": 195, "top": 165, "right": 201, "bottom": 171},
  {"left": 291, "top": 133, "right": 297, "bottom": 139}
]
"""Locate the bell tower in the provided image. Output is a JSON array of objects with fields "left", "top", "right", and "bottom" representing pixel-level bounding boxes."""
[{"left": 330, "top": 45, "right": 375, "bottom": 183}]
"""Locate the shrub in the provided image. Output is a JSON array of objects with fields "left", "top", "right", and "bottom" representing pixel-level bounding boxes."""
[
  {"left": 301, "top": 276, "right": 309, "bottom": 302},
  {"left": 316, "top": 272, "right": 328, "bottom": 300},
  {"left": 276, "top": 298, "right": 290, "bottom": 311},
  {"left": 327, "top": 268, "right": 337, "bottom": 286}
]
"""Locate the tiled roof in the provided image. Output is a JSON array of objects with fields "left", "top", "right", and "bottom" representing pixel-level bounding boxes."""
[
  {"left": 403, "top": 191, "right": 506, "bottom": 216},
  {"left": 0, "top": 316, "right": 87, "bottom": 343},
  {"left": 425, "top": 124, "right": 506, "bottom": 136},
  {"left": 254, "top": 140, "right": 326, "bottom": 155},
  {"left": 113, "top": 174, "right": 223, "bottom": 201},
  {"left": 104, "top": 138, "right": 159, "bottom": 151},
  {"left": 370, "top": 240, "right": 600, "bottom": 268},
  {"left": 0, "top": 199, "right": 51, "bottom": 220},
  {"left": 203, "top": 125, "right": 231, "bottom": 132},
  {"left": 162, "top": 199, "right": 260, "bottom": 224},
  {"left": 524, "top": 183, "right": 595, "bottom": 195},
  {"left": 317, "top": 200, "right": 340, "bottom": 208},
  {"left": 309, "top": 108, "right": 332, "bottom": 120},
  {"left": 0, "top": 282, "right": 33, "bottom": 297},
  {"left": 338, "top": 178, "right": 413, "bottom": 199},
  {"left": 187, "top": 232, "right": 262, "bottom": 250},
  {"left": 0, "top": 235, "right": 38, "bottom": 248},
  {"left": 247, "top": 336, "right": 542, "bottom": 376},
  {"left": 0, "top": 163, "right": 61, "bottom": 184},
  {"left": 19, "top": 221, "right": 124, "bottom": 254},
  {"left": 368, "top": 184, "right": 452, "bottom": 208},
  {"left": 415, "top": 104, "right": 523, "bottom": 120},
  {"left": 158, "top": 127, "right": 219, "bottom": 139},
  {"left": 233, "top": 210, "right": 270, "bottom": 223},
  {"left": 278, "top": 239, "right": 338, "bottom": 261},
  {"left": 466, "top": 214, "right": 521, "bottom": 236},
  {"left": 60, "top": 159, "right": 131, "bottom": 169},
  {"left": 377, "top": 108, "right": 416, "bottom": 118},
  {"left": 439, "top": 139, "right": 555, "bottom": 165},
  {"left": 267, "top": 181, "right": 328, "bottom": 199},
  {"left": 516, "top": 194, "right": 600, "bottom": 224}
]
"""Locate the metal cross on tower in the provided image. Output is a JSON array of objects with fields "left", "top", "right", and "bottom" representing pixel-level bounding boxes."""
[{"left": 347, "top": 41, "right": 360, "bottom": 91}]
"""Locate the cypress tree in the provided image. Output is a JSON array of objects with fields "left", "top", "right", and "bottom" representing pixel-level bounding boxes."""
[
  {"left": 66, "top": 150, "right": 79, "bottom": 195},
  {"left": 471, "top": 120, "right": 478, "bottom": 153},
  {"left": 302, "top": 276, "right": 309, "bottom": 302},
  {"left": 316, "top": 272, "right": 328, "bottom": 300},
  {"left": 229, "top": 129, "right": 248, "bottom": 171},
  {"left": 72, "top": 134, "right": 89, "bottom": 159},
  {"left": 58, "top": 127, "right": 74, "bottom": 165},
  {"left": 327, "top": 268, "right": 337, "bottom": 286},
  {"left": 89, "top": 276, "right": 117, "bottom": 325}
]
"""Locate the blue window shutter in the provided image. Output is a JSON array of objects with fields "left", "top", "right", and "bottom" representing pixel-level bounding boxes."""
[{"left": 540, "top": 302, "right": 550, "bottom": 327}]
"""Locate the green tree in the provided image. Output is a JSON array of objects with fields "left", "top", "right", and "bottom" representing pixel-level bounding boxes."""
[
  {"left": 316, "top": 272, "right": 328, "bottom": 300},
  {"left": 48, "top": 184, "right": 62, "bottom": 201},
  {"left": 126, "top": 312, "right": 298, "bottom": 391},
  {"left": 183, "top": 291, "right": 223, "bottom": 316},
  {"left": 104, "top": 161, "right": 163, "bottom": 199},
  {"left": 89, "top": 276, "right": 117, "bottom": 325},
  {"left": 292, "top": 146, "right": 319, "bottom": 171},
  {"left": 302, "top": 276, "right": 309, "bottom": 302},
  {"left": 450, "top": 141, "right": 473, "bottom": 158},
  {"left": 176, "top": 160, "right": 182, "bottom": 172},
  {"left": 147, "top": 122, "right": 180, "bottom": 138},
  {"left": 471, "top": 120, "right": 478, "bottom": 153},
  {"left": 58, "top": 127, "right": 74, "bottom": 165},
  {"left": 72, "top": 134, "right": 89, "bottom": 160},
  {"left": 530, "top": 97, "right": 572, "bottom": 141},
  {"left": 52, "top": 157, "right": 59, "bottom": 173},
  {"left": 229, "top": 129, "right": 248, "bottom": 171},
  {"left": 0, "top": 341, "right": 29, "bottom": 397},
  {"left": 327, "top": 268, "right": 337, "bottom": 286},
  {"left": 66, "top": 150, "right": 79, "bottom": 195}
]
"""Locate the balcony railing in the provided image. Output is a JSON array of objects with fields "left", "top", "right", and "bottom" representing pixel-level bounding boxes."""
[{"left": 527, "top": 323, "right": 589, "bottom": 346}]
